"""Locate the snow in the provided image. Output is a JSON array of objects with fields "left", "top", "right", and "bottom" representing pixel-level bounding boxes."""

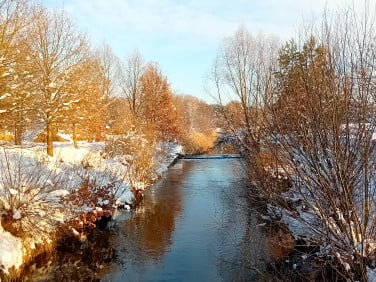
[
  {"left": 12, "top": 209, "right": 21, "bottom": 220},
  {"left": 9, "top": 188, "right": 18, "bottom": 195},
  {"left": 0, "top": 138, "right": 181, "bottom": 275},
  {"left": 71, "top": 227, "right": 79, "bottom": 237},
  {"left": 98, "top": 198, "right": 110, "bottom": 206},
  {"left": 0, "top": 93, "right": 11, "bottom": 99},
  {"left": 368, "top": 267, "right": 376, "bottom": 282},
  {"left": 155, "top": 143, "right": 182, "bottom": 175},
  {"left": 269, "top": 203, "right": 318, "bottom": 239},
  {"left": 344, "top": 262, "right": 351, "bottom": 272},
  {"left": 0, "top": 225, "right": 23, "bottom": 274}
]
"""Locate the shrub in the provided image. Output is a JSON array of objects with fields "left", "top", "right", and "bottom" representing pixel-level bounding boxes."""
[
  {"left": 182, "top": 131, "right": 217, "bottom": 155},
  {"left": 0, "top": 149, "right": 66, "bottom": 242},
  {"left": 104, "top": 130, "right": 156, "bottom": 189},
  {"left": 60, "top": 177, "right": 115, "bottom": 237}
]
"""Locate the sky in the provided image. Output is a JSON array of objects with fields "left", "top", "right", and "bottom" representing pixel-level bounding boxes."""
[{"left": 42, "top": 0, "right": 376, "bottom": 103}]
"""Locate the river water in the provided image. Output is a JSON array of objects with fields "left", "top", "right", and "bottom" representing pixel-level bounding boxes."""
[
  {"left": 29, "top": 157, "right": 271, "bottom": 281},
  {"left": 102, "top": 157, "right": 268, "bottom": 281}
]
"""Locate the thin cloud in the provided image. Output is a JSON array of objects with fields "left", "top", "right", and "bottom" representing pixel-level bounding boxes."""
[{"left": 44, "top": 0, "right": 376, "bottom": 101}]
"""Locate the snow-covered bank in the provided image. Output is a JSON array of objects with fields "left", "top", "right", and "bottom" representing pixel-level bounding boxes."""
[
  {"left": 0, "top": 224, "right": 23, "bottom": 275},
  {"left": 0, "top": 140, "right": 182, "bottom": 277}
]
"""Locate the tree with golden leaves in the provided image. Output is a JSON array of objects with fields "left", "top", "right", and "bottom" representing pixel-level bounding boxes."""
[
  {"left": 26, "top": 7, "right": 88, "bottom": 156},
  {"left": 139, "top": 63, "right": 182, "bottom": 142},
  {"left": 63, "top": 55, "right": 109, "bottom": 147},
  {"left": 0, "top": 0, "right": 35, "bottom": 145}
]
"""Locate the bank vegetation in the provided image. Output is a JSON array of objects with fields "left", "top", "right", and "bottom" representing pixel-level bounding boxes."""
[
  {"left": 209, "top": 2, "right": 376, "bottom": 281},
  {"left": 0, "top": 0, "right": 217, "bottom": 279}
]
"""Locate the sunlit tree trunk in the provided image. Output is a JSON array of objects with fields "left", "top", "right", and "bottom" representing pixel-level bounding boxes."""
[
  {"left": 46, "top": 115, "right": 53, "bottom": 157},
  {"left": 72, "top": 123, "right": 78, "bottom": 149}
]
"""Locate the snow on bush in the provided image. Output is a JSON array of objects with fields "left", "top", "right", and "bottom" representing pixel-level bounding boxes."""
[
  {"left": 0, "top": 147, "right": 67, "bottom": 275},
  {"left": 104, "top": 131, "right": 157, "bottom": 189},
  {"left": 0, "top": 138, "right": 180, "bottom": 276},
  {"left": 0, "top": 224, "right": 23, "bottom": 275},
  {"left": 0, "top": 141, "right": 131, "bottom": 275},
  {"left": 0, "top": 148, "right": 66, "bottom": 239},
  {"left": 61, "top": 177, "right": 116, "bottom": 238}
]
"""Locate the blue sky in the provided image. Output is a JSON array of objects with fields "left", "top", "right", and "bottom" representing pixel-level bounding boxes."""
[{"left": 43, "top": 0, "right": 375, "bottom": 103}]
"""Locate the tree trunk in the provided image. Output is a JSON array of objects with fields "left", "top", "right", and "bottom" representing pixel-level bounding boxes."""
[
  {"left": 72, "top": 124, "right": 78, "bottom": 149},
  {"left": 14, "top": 125, "right": 22, "bottom": 146},
  {"left": 46, "top": 121, "right": 53, "bottom": 157},
  {"left": 14, "top": 111, "right": 23, "bottom": 145}
]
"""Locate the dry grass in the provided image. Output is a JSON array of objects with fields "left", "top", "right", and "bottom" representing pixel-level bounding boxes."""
[{"left": 183, "top": 130, "right": 217, "bottom": 155}]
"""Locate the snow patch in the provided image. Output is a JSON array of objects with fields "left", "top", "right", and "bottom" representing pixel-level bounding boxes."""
[
  {"left": 0, "top": 225, "right": 23, "bottom": 274},
  {"left": 0, "top": 139, "right": 180, "bottom": 274},
  {"left": 368, "top": 267, "right": 376, "bottom": 282},
  {"left": 12, "top": 209, "right": 21, "bottom": 220}
]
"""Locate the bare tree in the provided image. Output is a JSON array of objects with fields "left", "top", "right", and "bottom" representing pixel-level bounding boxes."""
[
  {"left": 210, "top": 27, "right": 279, "bottom": 150},
  {"left": 95, "top": 42, "right": 120, "bottom": 98},
  {"left": 208, "top": 26, "right": 280, "bottom": 185},
  {"left": 263, "top": 5, "right": 376, "bottom": 279},
  {"left": 26, "top": 7, "right": 88, "bottom": 156},
  {"left": 118, "top": 50, "right": 145, "bottom": 118},
  {"left": 0, "top": 0, "right": 34, "bottom": 145}
]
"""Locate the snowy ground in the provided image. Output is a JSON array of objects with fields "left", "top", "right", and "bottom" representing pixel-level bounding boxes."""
[{"left": 0, "top": 138, "right": 182, "bottom": 276}]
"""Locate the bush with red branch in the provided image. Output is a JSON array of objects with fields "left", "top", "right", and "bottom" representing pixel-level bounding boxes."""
[{"left": 61, "top": 178, "right": 116, "bottom": 237}]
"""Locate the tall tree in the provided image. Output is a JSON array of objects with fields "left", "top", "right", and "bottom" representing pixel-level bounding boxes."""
[
  {"left": 209, "top": 26, "right": 279, "bottom": 161},
  {"left": 63, "top": 55, "right": 109, "bottom": 147},
  {"left": 273, "top": 37, "right": 338, "bottom": 134},
  {"left": 118, "top": 50, "right": 145, "bottom": 118},
  {"left": 266, "top": 7, "right": 376, "bottom": 279},
  {"left": 139, "top": 63, "right": 182, "bottom": 141},
  {"left": 0, "top": 0, "right": 33, "bottom": 145},
  {"left": 95, "top": 43, "right": 120, "bottom": 98},
  {"left": 26, "top": 7, "right": 88, "bottom": 156}
]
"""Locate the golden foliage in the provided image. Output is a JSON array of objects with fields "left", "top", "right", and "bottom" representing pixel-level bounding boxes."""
[
  {"left": 183, "top": 130, "right": 217, "bottom": 155},
  {"left": 0, "top": 131, "right": 13, "bottom": 141}
]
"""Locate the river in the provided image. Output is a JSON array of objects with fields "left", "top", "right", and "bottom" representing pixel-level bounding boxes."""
[{"left": 29, "top": 156, "right": 271, "bottom": 281}]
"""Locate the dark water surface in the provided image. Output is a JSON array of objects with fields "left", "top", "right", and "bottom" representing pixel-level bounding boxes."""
[
  {"left": 29, "top": 157, "right": 269, "bottom": 281},
  {"left": 102, "top": 158, "right": 267, "bottom": 281}
]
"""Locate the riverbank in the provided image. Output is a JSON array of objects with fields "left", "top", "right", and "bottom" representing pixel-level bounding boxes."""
[
  {"left": 51, "top": 156, "right": 264, "bottom": 281},
  {"left": 0, "top": 140, "right": 182, "bottom": 280}
]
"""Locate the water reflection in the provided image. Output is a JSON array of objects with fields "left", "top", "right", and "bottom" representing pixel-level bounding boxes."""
[
  {"left": 109, "top": 161, "right": 188, "bottom": 263},
  {"left": 103, "top": 158, "right": 268, "bottom": 282},
  {"left": 28, "top": 158, "right": 271, "bottom": 281}
]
